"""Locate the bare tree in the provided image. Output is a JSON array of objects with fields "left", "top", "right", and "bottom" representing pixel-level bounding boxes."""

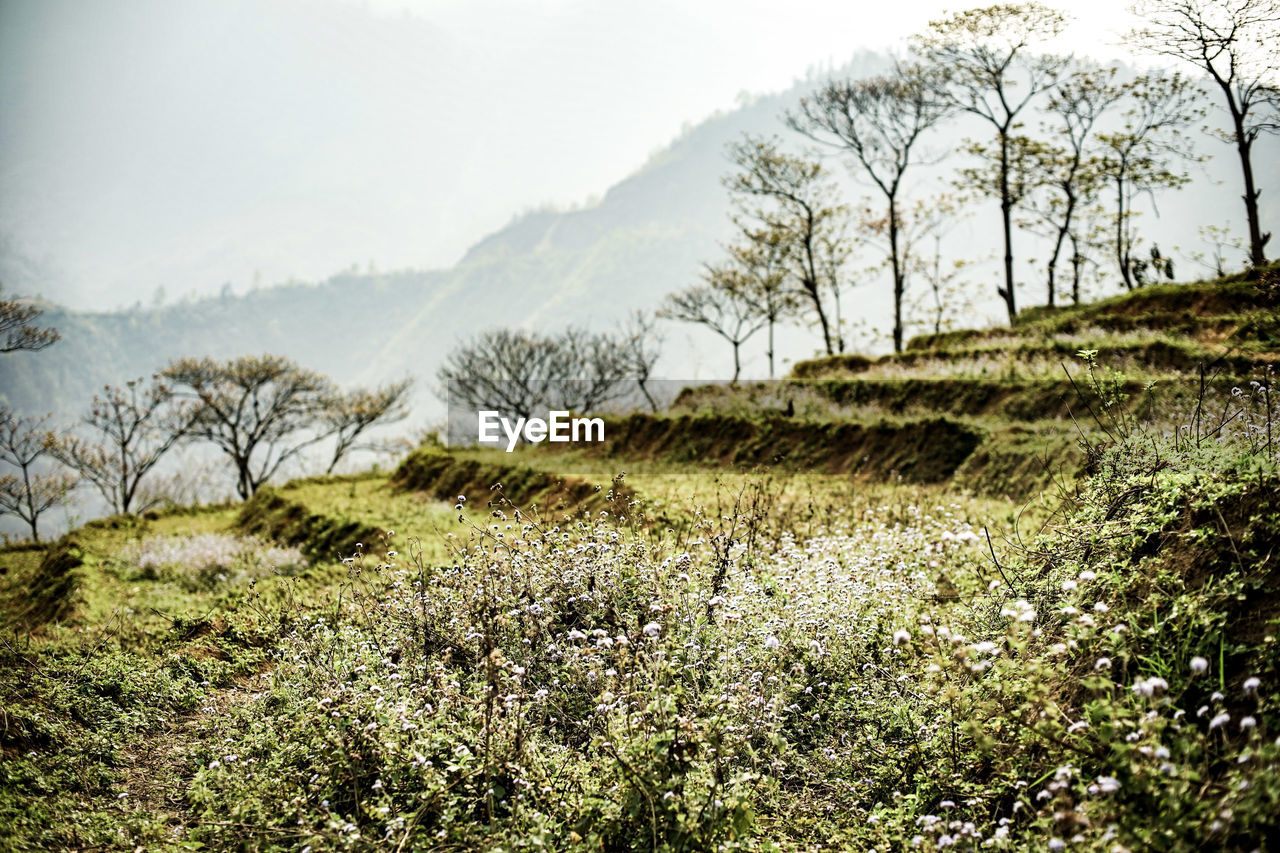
[
  {"left": 726, "top": 136, "right": 850, "bottom": 355},
  {"left": 957, "top": 132, "right": 1053, "bottom": 276},
  {"left": 660, "top": 270, "right": 767, "bottom": 383},
  {"left": 1026, "top": 62, "right": 1127, "bottom": 306},
  {"left": 438, "top": 329, "right": 566, "bottom": 423},
  {"left": 321, "top": 379, "right": 413, "bottom": 474},
  {"left": 914, "top": 2, "right": 1070, "bottom": 320},
  {"left": 0, "top": 406, "right": 75, "bottom": 542},
  {"left": 618, "top": 311, "right": 665, "bottom": 412},
  {"left": 556, "top": 328, "right": 637, "bottom": 413},
  {"left": 438, "top": 327, "right": 642, "bottom": 424},
  {"left": 1129, "top": 0, "right": 1280, "bottom": 266},
  {"left": 1094, "top": 71, "right": 1204, "bottom": 289},
  {"left": 162, "top": 354, "right": 335, "bottom": 499},
  {"left": 885, "top": 197, "right": 975, "bottom": 337},
  {"left": 47, "top": 377, "right": 196, "bottom": 514},
  {"left": 787, "top": 62, "right": 952, "bottom": 352},
  {"left": 0, "top": 298, "right": 60, "bottom": 353},
  {"left": 723, "top": 226, "right": 804, "bottom": 378},
  {"left": 1187, "top": 223, "right": 1249, "bottom": 276}
]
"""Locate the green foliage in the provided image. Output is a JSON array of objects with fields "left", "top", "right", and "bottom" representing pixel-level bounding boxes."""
[{"left": 237, "top": 486, "right": 386, "bottom": 564}]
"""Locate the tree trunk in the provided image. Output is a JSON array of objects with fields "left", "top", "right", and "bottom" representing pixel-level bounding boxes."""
[
  {"left": 731, "top": 340, "right": 742, "bottom": 384},
  {"left": 1215, "top": 80, "right": 1269, "bottom": 267},
  {"left": 1069, "top": 232, "right": 1083, "bottom": 305},
  {"left": 1046, "top": 184, "right": 1076, "bottom": 309},
  {"left": 804, "top": 280, "right": 834, "bottom": 356},
  {"left": 236, "top": 460, "right": 253, "bottom": 500},
  {"left": 1235, "top": 129, "right": 1267, "bottom": 266},
  {"left": 1115, "top": 176, "right": 1134, "bottom": 291},
  {"left": 638, "top": 379, "right": 658, "bottom": 413},
  {"left": 889, "top": 198, "right": 904, "bottom": 353},
  {"left": 802, "top": 225, "right": 835, "bottom": 355},
  {"left": 998, "top": 132, "right": 1017, "bottom": 322},
  {"left": 766, "top": 319, "right": 775, "bottom": 379}
]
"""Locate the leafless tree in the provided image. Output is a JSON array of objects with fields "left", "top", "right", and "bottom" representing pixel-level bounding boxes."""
[
  {"left": 0, "top": 406, "right": 75, "bottom": 541},
  {"left": 788, "top": 62, "right": 952, "bottom": 352},
  {"left": 660, "top": 268, "right": 767, "bottom": 384},
  {"left": 1025, "top": 62, "right": 1127, "bottom": 306},
  {"left": 320, "top": 379, "right": 413, "bottom": 474},
  {"left": 162, "top": 354, "right": 335, "bottom": 499},
  {"left": 618, "top": 311, "right": 665, "bottom": 411},
  {"left": 47, "top": 376, "right": 196, "bottom": 514},
  {"left": 914, "top": 2, "right": 1070, "bottom": 320},
  {"left": 0, "top": 298, "right": 60, "bottom": 353},
  {"left": 439, "top": 327, "right": 646, "bottom": 423},
  {"left": 1129, "top": 0, "right": 1280, "bottom": 266},
  {"left": 724, "top": 226, "right": 805, "bottom": 378},
  {"left": 438, "top": 329, "right": 565, "bottom": 423},
  {"left": 1094, "top": 71, "right": 1205, "bottom": 289},
  {"left": 556, "top": 328, "right": 637, "bottom": 413},
  {"left": 726, "top": 136, "right": 850, "bottom": 355}
]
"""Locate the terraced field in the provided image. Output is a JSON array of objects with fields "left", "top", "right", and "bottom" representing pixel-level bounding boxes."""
[{"left": 2, "top": 268, "right": 1278, "bottom": 851}]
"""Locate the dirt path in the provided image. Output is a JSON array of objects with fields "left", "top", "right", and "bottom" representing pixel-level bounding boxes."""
[{"left": 118, "top": 675, "right": 267, "bottom": 843}]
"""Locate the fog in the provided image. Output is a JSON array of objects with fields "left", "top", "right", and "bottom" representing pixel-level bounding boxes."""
[{"left": 1, "top": 0, "right": 1146, "bottom": 309}]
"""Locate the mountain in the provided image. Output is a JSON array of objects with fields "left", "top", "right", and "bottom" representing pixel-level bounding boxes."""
[
  {"left": 2, "top": 51, "right": 1277, "bottom": 427},
  {"left": 0, "top": 54, "right": 885, "bottom": 422}
]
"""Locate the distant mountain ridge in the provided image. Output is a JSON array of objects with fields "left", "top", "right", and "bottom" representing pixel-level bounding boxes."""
[
  {"left": 3, "top": 50, "right": 1276, "bottom": 425},
  {"left": 0, "top": 58, "right": 868, "bottom": 421}
]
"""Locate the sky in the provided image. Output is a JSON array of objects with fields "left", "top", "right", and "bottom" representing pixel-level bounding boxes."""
[{"left": 0, "top": 0, "right": 1151, "bottom": 308}]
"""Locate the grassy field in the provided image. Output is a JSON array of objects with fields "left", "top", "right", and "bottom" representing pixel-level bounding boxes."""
[{"left": 2, "top": 269, "right": 1279, "bottom": 851}]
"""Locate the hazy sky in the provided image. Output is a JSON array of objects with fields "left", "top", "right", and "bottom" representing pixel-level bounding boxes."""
[{"left": 1, "top": 0, "right": 1149, "bottom": 308}]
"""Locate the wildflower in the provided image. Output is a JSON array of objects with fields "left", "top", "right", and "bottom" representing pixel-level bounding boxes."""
[
  {"left": 893, "top": 629, "right": 911, "bottom": 646},
  {"left": 642, "top": 621, "right": 661, "bottom": 637},
  {"left": 1096, "top": 776, "right": 1120, "bottom": 794},
  {"left": 1048, "top": 839, "right": 1066, "bottom": 851},
  {"left": 1209, "top": 712, "right": 1230, "bottom": 730},
  {"left": 764, "top": 635, "right": 780, "bottom": 650},
  {"left": 1131, "top": 676, "right": 1167, "bottom": 697},
  {"left": 1095, "top": 657, "right": 1111, "bottom": 671},
  {"left": 1190, "top": 656, "right": 1209, "bottom": 674},
  {"left": 1240, "top": 716, "right": 1257, "bottom": 730},
  {"left": 1243, "top": 676, "right": 1261, "bottom": 693}
]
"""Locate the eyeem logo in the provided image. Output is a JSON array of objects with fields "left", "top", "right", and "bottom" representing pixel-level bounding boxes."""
[{"left": 478, "top": 410, "right": 604, "bottom": 452}]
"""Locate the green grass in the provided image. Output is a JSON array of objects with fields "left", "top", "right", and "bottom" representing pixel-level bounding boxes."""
[{"left": 3, "top": 268, "right": 1278, "bottom": 850}]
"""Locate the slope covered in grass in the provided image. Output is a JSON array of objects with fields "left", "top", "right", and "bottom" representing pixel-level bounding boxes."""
[{"left": 2, "top": 268, "right": 1278, "bottom": 850}]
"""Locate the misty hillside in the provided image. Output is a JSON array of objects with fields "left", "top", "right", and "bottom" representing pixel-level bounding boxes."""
[
  {"left": 0, "top": 56, "right": 885, "bottom": 421},
  {"left": 3, "top": 50, "right": 1277, "bottom": 424}
]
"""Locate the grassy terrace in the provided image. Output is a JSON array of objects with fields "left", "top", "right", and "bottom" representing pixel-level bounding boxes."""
[{"left": 2, "top": 269, "right": 1278, "bottom": 851}]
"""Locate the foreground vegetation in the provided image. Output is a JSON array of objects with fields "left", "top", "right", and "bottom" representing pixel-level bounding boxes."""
[
  {"left": 1, "top": 369, "right": 1277, "bottom": 851},
  {"left": 2, "top": 268, "right": 1278, "bottom": 850}
]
